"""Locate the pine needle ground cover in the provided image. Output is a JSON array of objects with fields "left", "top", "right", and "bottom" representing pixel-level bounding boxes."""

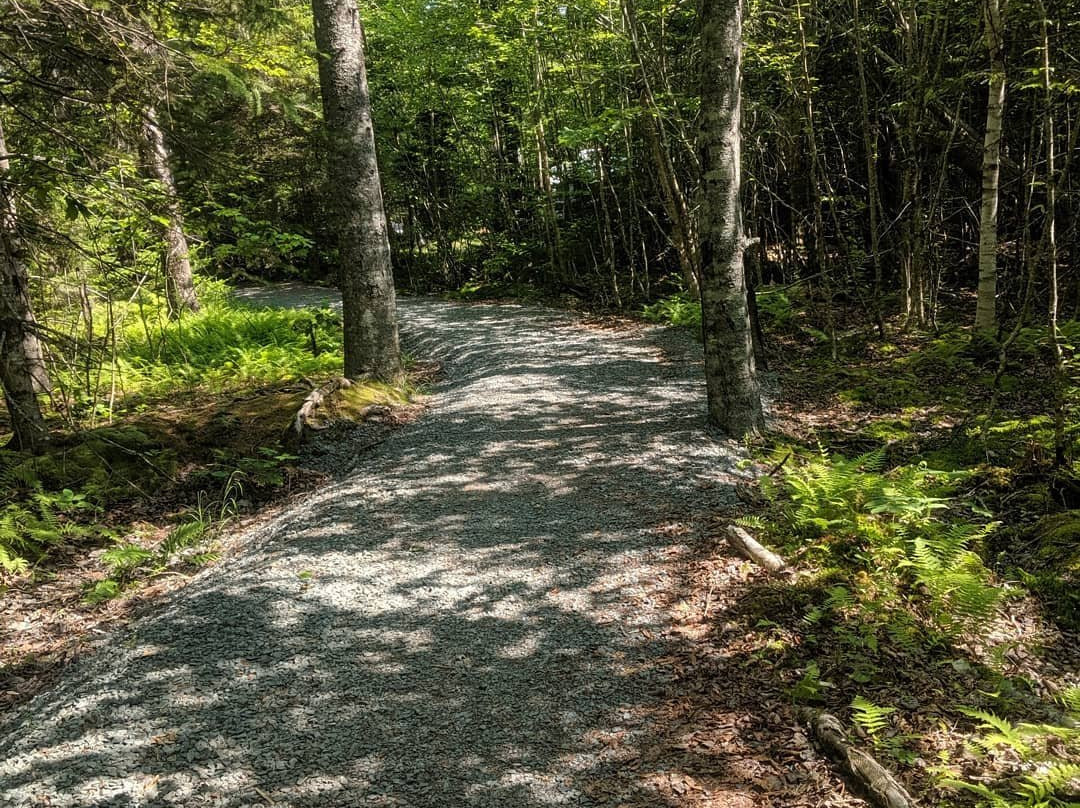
[{"left": 0, "top": 283, "right": 424, "bottom": 713}]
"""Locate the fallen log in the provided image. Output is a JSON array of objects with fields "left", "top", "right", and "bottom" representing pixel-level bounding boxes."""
[
  {"left": 283, "top": 376, "right": 353, "bottom": 449},
  {"left": 725, "top": 524, "right": 786, "bottom": 573},
  {"left": 802, "top": 709, "right": 917, "bottom": 808}
]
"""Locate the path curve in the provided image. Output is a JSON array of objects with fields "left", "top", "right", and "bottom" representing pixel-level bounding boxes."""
[{"left": 1, "top": 292, "right": 743, "bottom": 807}]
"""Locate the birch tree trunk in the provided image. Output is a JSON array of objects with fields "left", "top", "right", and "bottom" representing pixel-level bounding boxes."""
[
  {"left": 311, "top": 0, "right": 402, "bottom": 381},
  {"left": 974, "top": 0, "right": 1006, "bottom": 331},
  {"left": 0, "top": 118, "right": 49, "bottom": 453},
  {"left": 697, "top": 0, "right": 764, "bottom": 437},
  {"left": 140, "top": 105, "right": 200, "bottom": 319},
  {"left": 1039, "top": 8, "right": 1063, "bottom": 464}
]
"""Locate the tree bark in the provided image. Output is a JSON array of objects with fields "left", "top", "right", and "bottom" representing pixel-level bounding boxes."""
[
  {"left": 802, "top": 709, "right": 917, "bottom": 808},
  {"left": 697, "top": 0, "right": 764, "bottom": 437},
  {"left": 726, "top": 525, "right": 786, "bottom": 572},
  {"left": 851, "top": 0, "right": 887, "bottom": 338},
  {"left": 1040, "top": 7, "right": 1064, "bottom": 464},
  {"left": 644, "top": 110, "right": 701, "bottom": 298},
  {"left": 140, "top": 105, "right": 199, "bottom": 319},
  {"left": 892, "top": 0, "right": 932, "bottom": 329},
  {"left": 0, "top": 118, "right": 49, "bottom": 453},
  {"left": 623, "top": 0, "right": 701, "bottom": 298},
  {"left": 311, "top": 0, "right": 402, "bottom": 381},
  {"left": 974, "top": 0, "right": 1006, "bottom": 331}
]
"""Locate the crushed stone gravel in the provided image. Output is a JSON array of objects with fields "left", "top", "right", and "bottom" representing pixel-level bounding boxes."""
[{"left": 1, "top": 290, "right": 747, "bottom": 807}]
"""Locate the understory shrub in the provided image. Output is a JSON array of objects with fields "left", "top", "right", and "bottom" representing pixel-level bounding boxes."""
[
  {"left": 750, "top": 447, "right": 1002, "bottom": 641},
  {"left": 642, "top": 292, "right": 702, "bottom": 332},
  {"left": 751, "top": 447, "right": 1080, "bottom": 806}
]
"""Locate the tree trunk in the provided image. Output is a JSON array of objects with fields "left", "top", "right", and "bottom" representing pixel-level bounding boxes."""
[
  {"left": 140, "top": 105, "right": 199, "bottom": 319},
  {"left": 744, "top": 242, "right": 768, "bottom": 370},
  {"left": 697, "top": 0, "right": 764, "bottom": 437},
  {"left": 1040, "top": 8, "right": 1064, "bottom": 464},
  {"left": 974, "top": 0, "right": 1006, "bottom": 331},
  {"left": 0, "top": 118, "right": 48, "bottom": 453},
  {"left": 644, "top": 110, "right": 701, "bottom": 298},
  {"left": 892, "top": 0, "right": 931, "bottom": 329},
  {"left": 311, "top": 0, "right": 402, "bottom": 381},
  {"left": 851, "top": 0, "right": 887, "bottom": 337},
  {"left": 623, "top": 0, "right": 701, "bottom": 298},
  {"left": 527, "top": 23, "right": 567, "bottom": 286}
]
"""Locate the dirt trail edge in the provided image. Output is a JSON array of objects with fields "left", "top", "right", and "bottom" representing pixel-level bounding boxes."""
[{"left": 3, "top": 291, "right": 760, "bottom": 807}]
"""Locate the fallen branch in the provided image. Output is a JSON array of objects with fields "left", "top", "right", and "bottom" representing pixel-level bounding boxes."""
[
  {"left": 767, "top": 451, "right": 792, "bottom": 476},
  {"left": 283, "top": 376, "right": 353, "bottom": 449},
  {"left": 725, "top": 525, "right": 786, "bottom": 573},
  {"left": 802, "top": 709, "right": 917, "bottom": 808}
]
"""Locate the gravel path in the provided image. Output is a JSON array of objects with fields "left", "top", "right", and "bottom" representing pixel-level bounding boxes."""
[{"left": 1, "top": 290, "right": 745, "bottom": 807}]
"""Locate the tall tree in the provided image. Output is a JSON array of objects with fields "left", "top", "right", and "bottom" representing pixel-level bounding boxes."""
[
  {"left": 140, "top": 105, "right": 200, "bottom": 318},
  {"left": 974, "top": 0, "right": 1007, "bottom": 330},
  {"left": 697, "top": 0, "right": 764, "bottom": 437},
  {"left": 0, "top": 118, "right": 49, "bottom": 453},
  {"left": 311, "top": 0, "right": 401, "bottom": 381},
  {"left": 850, "top": 0, "right": 887, "bottom": 338}
]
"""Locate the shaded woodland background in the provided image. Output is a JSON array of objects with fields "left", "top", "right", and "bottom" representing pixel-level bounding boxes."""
[
  {"left": 4, "top": 0, "right": 1075, "bottom": 318},
  {"left": 1, "top": 2, "right": 1078, "bottom": 806}
]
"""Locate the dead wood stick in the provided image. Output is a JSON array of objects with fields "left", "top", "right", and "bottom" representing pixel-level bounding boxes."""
[
  {"left": 725, "top": 525, "right": 786, "bottom": 573},
  {"left": 767, "top": 451, "right": 792, "bottom": 476},
  {"left": 802, "top": 709, "right": 917, "bottom": 808},
  {"left": 283, "top": 376, "right": 353, "bottom": 449}
]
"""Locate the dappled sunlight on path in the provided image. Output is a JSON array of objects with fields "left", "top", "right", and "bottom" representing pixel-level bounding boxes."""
[{"left": 2, "top": 292, "right": 748, "bottom": 807}]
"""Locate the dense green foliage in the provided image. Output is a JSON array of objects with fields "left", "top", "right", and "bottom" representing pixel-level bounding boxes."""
[
  {"left": 4, "top": 0, "right": 1075, "bottom": 309},
  {"left": 745, "top": 446, "right": 1079, "bottom": 806},
  {"left": 747, "top": 448, "right": 1000, "bottom": 651},
  {"left": 42, "top": 280, "right": 343, "bottom": 414},
  {"left": 0, "top": 1, "right": 1077, "bottom": 803},
  {"left": 0, "top": 290, "right": 343, "bottom": 579}
]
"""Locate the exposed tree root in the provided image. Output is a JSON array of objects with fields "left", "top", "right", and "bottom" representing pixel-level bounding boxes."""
[
  {"left": 284, "top": 376, "right": 353, "bottom": 449},
  {"left": 801, "top": 708, "right": 918, "bottom": 808}
]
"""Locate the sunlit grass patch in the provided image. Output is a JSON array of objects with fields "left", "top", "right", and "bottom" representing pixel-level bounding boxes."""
[{"left": 113, "top": 301, "right": 343, "bottom": 400}]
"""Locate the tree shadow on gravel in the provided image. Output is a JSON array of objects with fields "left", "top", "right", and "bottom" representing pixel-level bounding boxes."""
[
  {"left": 0, "top": 296, "right": 769, "bottom": 807},
  {"left": 1, "top": 570, "right": 761, "bottom": 806}
]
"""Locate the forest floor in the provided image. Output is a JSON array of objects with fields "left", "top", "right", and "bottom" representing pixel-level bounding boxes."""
[{"left": 0, "top": 290, "right": 864, "bottom": 807}]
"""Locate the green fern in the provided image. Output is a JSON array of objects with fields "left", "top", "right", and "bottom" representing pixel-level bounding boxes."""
[
  {"left": 949, "top": 698, "right": 1080, "bottom": 807},
  {"left": 947, "top": 762, "right": 1080, "bottom": 807},
  {"left": 0, "top": 544, "right": 29, "bottom": 575},
  {"left": 736, "top": 514, "right": 768, "bottom": 531},
  {"left": 941, "top": 778, "right": 1013, "bottom": 808},
  {"left": 788, "top": 661, "right": 825, "bottom": 703},
  {"left": 102, "top": 543, "right": 155, "bottom": 575},
  {"left": 1014, "top": 763, "right": 1080, "bottom": 805},
  {"left": 959, "top": 708, "right": 1034, "bottom": 757},
  {"left": 824, "top": 584, "right": 857, "bottom": 613},
  {"left": 157, "top": 519, "right": 208, "bottom": 562},
  {"left": 852, "top": 696, "right": 897, "bottom": 736},
  {"left": 1058, "top": 687, "right": 1080, "bottom": 716},
  {"left": 884, "top": 613, "right": 924, "bottom": 654}
]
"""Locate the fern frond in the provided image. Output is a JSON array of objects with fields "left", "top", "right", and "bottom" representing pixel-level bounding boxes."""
[
  {"left": 958, "top": 707, "right": 1033, "bottom": 757},
  {"left": 851, "top": 696, "right": 897, "bottom": 736},
  {"left": 0, "top": 544, "right": 29, "bottom": 575},
  {"left": 1014, "top": 762, "right": 1080, "bottom": 803},
  {"left": 1058, "top": 686, "right": 1080, "bottom": 716}
]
